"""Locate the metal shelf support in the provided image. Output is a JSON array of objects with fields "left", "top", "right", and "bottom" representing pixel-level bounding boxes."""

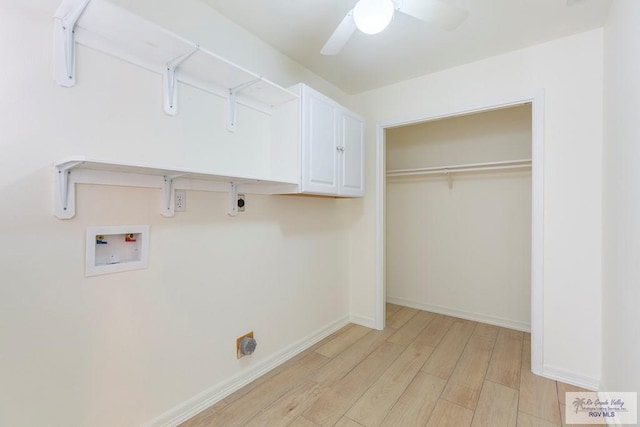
[
  {"left": 163, "top": 46, "right": 199, "bottom": 115},
  {"left": 54, "top": 0, "right": 91, "bottom": 87},
  {"left": 226, "top": 78, "right": 262, "bottom": 132},
  {"left": 54, "top": 160, "right": 83, "bottom": 219},
  {"left": 162, "top": 176, "right": 175, "bottom": 217},
  {"left": 161, "top": 174, "right": 186, "bottom": 217},
  {"left": 444, "top": 169, "right": 453, "bottom": 189}
]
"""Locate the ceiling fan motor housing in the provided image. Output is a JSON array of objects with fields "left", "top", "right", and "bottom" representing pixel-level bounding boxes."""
[{"left": 353, "top": 0, "right": 395, "bottom": 35}]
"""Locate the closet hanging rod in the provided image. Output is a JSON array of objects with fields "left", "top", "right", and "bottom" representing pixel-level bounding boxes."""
[{"left": 386, "top": 159, "right": 532, "bottom": 177}]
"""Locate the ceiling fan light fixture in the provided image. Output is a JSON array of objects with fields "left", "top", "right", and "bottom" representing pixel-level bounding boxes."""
[{"left": 353, "top": 0, "right": 395, "bottom": 35}]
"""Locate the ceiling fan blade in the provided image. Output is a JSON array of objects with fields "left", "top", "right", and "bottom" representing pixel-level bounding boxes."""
[
  {"left": 397, "top": 0, "right": 468, "bottom": 31},
  {"left": 321, "top": 10, "right": 357, "bottom": 55}
]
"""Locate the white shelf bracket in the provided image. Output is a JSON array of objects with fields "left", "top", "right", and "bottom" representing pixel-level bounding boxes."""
[
  {"left": 228, "top": 182, "right": 240, "bottom": 217},
  {"left": 163, "top": 46, "right": 199, "bottom": 115},
  {"left": 54, "top": 0, "right": 91, "bottom": 87},
  {"left": 162, "top": 176, "right": 174, "bottom": 217},
  {"left": 161, "top": 174, "right": 186, "bottom": 217},
  {"left": 54, "top": 161, "right": 82, "bottom": 219},
  {"left": 226, "top": 78, "right": 262, "bottom": 132}
]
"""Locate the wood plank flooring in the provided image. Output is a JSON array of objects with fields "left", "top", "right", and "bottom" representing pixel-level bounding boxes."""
[{"left": 181, "top": 305, "right": 591, "bottom": 427}]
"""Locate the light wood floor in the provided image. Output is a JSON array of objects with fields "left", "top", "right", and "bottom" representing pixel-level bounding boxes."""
[{"left": 181, "top": 304, "right": 590, "bottom": 427}]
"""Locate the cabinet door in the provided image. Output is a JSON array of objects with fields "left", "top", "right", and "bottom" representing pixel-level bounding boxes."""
[
  {"left": 339, "top": 110, "right": 364, "bottom": 196},
  {"left": 301, "top": 88, "right": 339, "bottom": 194}
]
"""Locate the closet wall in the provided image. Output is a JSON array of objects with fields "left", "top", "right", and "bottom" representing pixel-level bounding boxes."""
[{"left": 386, "top": 105, "right": 532, "bottom": 330}]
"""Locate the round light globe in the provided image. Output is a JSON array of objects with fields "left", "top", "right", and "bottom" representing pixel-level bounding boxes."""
[{"left": 353, "top": 0, "right": 394, "bottom": 35}]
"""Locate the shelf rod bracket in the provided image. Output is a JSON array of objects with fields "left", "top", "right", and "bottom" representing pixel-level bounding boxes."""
[
  {"left": 444, "top": 169, "right": 453, "bottom": 189},
  {"left": 54, "top": 0, "right": 92, "bottom": 87},
  {"left": 226, "top": 77, "right": 262, "bottom": 132},
  {"left": 163, "top": 46, "right": 200, "bottom": 115},
  {"left": 54, "top": 161, "right": 83, "bottom": 219}
]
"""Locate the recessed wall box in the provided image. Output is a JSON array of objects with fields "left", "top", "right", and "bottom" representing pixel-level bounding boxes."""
[{"left": 86, "top": 225, "right": 149, "bottom": 277}]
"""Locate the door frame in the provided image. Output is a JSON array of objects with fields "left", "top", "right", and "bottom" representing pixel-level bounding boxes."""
[{"left": 373, "top": 91, "right": 545, "bottom": 375}]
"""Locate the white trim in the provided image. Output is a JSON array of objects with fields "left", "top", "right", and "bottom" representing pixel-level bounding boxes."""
[
  {"left": 350, "top": 314, "right": 377, "bottom": 329},
  {"left": 530, "top": 90, "right": 545, "bottom": 376},
  {"left": 543, "top": 364, "right": 600, "bottom": 391},
  {"left": 374, "top": 91, "right": 545, "bottom": 374},
  {"left": 377, "top": 95, "right": 535, "bottom": 129},
  {"left": 142, "top": 315, "right": 350, "bottom": 427},
  {"left": 374, "top": 123, "right": 386, "bottom": 330},
  {"left": 386, "top": 296, "right": 531, "bottom": 332}
]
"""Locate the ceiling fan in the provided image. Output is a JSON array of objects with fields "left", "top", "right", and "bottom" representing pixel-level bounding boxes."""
[{"left": 321, "top": 0, "right": 469, "bottom": 55}]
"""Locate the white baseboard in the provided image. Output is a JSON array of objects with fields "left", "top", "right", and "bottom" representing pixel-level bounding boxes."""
[
  {"left": 542, "top": 364, "right": 600, "bottom": 391},
  {"left": 142, "top": 315, "right": 350, "bottom": 427},
  {"left": 386, "top": 296, "right": 531, "bottom": 332},
  {"left": 350, "top": 314, "right": 376, "bottom": 329}
]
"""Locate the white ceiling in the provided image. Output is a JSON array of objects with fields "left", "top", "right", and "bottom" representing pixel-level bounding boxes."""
[{"left": 200, "top": 0, "right": 611, "bottom": 94}]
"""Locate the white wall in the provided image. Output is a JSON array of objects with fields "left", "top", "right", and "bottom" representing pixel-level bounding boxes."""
[
  {"left": 602, "top": 0, "right": 640, "bottom": 398},
  {"left": 351, "top": 29, "right": 603, "bottom": 387},
  {"left": 386, "top": 106, "right": 532, "bottom": 169},
  {"left": 385, "top": 106, "right": 532, "bottom": 330},
  {"left": 0, "top": 1, "right": 352, "bottom": 426}
]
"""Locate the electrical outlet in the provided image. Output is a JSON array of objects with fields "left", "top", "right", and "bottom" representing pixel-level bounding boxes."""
[
  {"left": 237, "top": 194, "right": 245, "bottom": 212},
  {"left": 236, "top": 331, "right": 254, "bottom": 359},
  {"left": 175, "top": 189, "right": 186, "bottom": 212}
]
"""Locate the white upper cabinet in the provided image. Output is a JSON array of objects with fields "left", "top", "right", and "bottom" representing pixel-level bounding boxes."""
[
  {"left": 297, "top": 84, "right": 364, "bottom": 197},
  {"left": 302, "top": 87, "right": 339, "bottom": 194},
  {"left": 340, "top": 109, "right": 365, "bottom": 196}
]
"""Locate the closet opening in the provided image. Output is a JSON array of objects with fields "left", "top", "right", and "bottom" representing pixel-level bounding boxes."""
[{"left": 374, "top": 94, "right": 544, "bottom": 375}]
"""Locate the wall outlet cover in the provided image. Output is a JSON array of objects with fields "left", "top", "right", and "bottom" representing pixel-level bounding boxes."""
[
  {"left": 237, "top": 194, "right": 245, "bottom": 212},
  {"left": 175, "top": 189, "right": 186, "bottom": 212}
]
